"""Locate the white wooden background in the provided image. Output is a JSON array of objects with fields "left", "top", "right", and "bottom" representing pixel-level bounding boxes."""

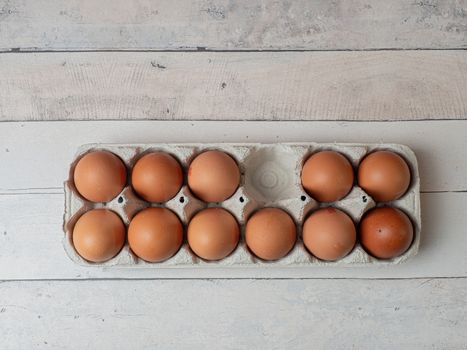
[{"left": 0, "top": 1, "right": 466, "bottom": 349}]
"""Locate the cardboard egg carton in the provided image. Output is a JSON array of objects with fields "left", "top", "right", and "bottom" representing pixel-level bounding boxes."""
[{"left": 63, "top": 143, "right": 421, "bottom": 267}]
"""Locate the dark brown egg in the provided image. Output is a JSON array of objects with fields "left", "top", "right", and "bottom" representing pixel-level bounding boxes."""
[
  {"left": 301, "top": 151, "right": 354, "bottom": 202},
  {"left": 360, "top": 207, "right": 413, "bottom": 259},
  {"left": 187, "top": 208, "right": 240, "bottom": 261},
  {"left": 73, "top": 150, "right": 127, "bottom": 203},
  {"left": 72, "top": 209, "right": 126, "bottom": 263},
  {"left": 303, "top": 208, "right": 356, "bottom": 261},
  {"left": 358, "top": 151, "right": 411, "bottom": 202},
  {"left": 132, "top": 152, "right": 183, "bottom": 202},
  {"left": 188, "top": 150, "right": 240, "bottom": 202},
  {"left": 128, "top": 207, "right": 183, "bottom": 263},
  {"left": 245, "top": 208, "right": 296, "bottom": 261}
]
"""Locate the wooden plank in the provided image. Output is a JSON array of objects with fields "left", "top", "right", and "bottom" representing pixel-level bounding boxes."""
[
  {"left": 1, "top": 120, "right": 466, "bottom": 193},
  {"left": 0, "top": 0, "right": 465, "bottom": 51},
  {"left": 0, "top": 192, "right": 465, "bottom": 279},
  {"left": 0, "top": 278, "right": 465, "bottom": 349},
  {"left": 0, "top": 51, "right": 466, "bottom": 121},
  {"left": 0, "top": 120, "right": 465, "bottom": 279}
]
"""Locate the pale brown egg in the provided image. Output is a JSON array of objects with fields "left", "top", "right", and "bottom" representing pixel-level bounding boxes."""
[
  {"left": 187, "top": 208, "right": 240, "bottom": 261},
  {"left": 301, "top": 150, "right": 354, "bottom": 202},
  {"left": 245, "top": 208, "right": 296, "bottom": 261},
  {"left": 358, "top": 151, "right": 411, "bottom": 202},
  {"left": 303, "top": 208, "right": 356, "bottom": 261},
  {"left": 72, "top": 209, "right": 126, "bottom": 263},
  {"left": 360, "top": 207, "right": 413, "bottom": 259},
  {"left": 132, "top": 152, "right": 183, "bottom": 202},
  {"left": 188, "top": 150, "right": 240, "bottom": 202},
  {"left": 128, "top": 207, "right": 183, "bottom": 263},
  {"left": 73, "top": 150, "right": 127, "bottom": 203}
]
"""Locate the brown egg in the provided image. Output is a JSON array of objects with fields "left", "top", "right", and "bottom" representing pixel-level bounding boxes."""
[
  {"left": 303, "top": 208, "right": 356, "bottom": 261},
  {"left": 132, "top": 152, "right": 183, "bottom": 202},
  {"left": 188, "top": 150, "right": 240, "bottom": 202},
  {"left": 72, "top": 209, "right": 126, "bottom": 263},
  {"left": 245, "top": 208, "right": 296, "bottom": 261},
  {"left": 128, "top": 207, "right": 183, "bottom": 263},
  {"left": 358, "top": 151, "right": 411, "bottom": 202},
  {"left": 301, "top": 150, "right": 354, "bottom": 202},
  {"left": 187, "top": 208, "right": 240, "bottom": 261},
  {"left": 360, "top": 207, "right": 413, "bottom": 259},
  {"left": 74, "top": 150, "right": 127, "bottom": 202}
]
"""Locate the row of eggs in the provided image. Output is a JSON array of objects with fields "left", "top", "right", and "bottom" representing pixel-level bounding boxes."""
[
  {"left": 73, "top": 205, "right": 414, "bottom": 264},
  {"left": 73, "top": 148, "right": 412, "bottom": 204}
]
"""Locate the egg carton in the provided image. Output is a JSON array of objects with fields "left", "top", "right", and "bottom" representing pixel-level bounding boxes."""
[{"left": 63, "top": 142, "right": 421, "bottom": 268}]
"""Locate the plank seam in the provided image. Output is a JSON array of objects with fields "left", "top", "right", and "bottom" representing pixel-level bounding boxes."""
[
  {"left": 1, "top": 118, "right": 467, "bottom": 123},
  {"left": 1, "top": 48, "right": 466, "bottom": 54},
  {"left": 1, "top": 276, "right": 466, "bottom": 282}
]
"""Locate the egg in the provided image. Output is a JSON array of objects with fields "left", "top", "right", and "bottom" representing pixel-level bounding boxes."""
[
  {"left": 73, "top": 150, "right": 127, "bottom": 202},
  {"left": 128, "top": 207, "right": 183, "bottom": 263},
  {"left": 245, "top": 208, "right": 296, "bottom": 261},
  {"left": 188, "top": 150, "right": 240, "bottom": 202},
  {"left": 358, "top": 150, "right": 411, "bottom": 202},
  {"left": 132, "top": 152, "right": 183, "bottom": 202},
  {"left": 187, "top": 208, "right": 240, "bottom": 261},
  {"left": 302, "top": 208, "right": 356, "bottom": 261},
  {"left": 301, "top": 150, "right": 354, "bottom": 202},
  {"left": 359, "top": 207, "right": 413, "bottom": 259},
  {"left": 72, "top": 209, "right": 126, "bottom": 263}
]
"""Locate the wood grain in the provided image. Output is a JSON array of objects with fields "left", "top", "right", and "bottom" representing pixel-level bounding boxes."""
[
  {"left": 0, "top": 192, "right": 465, "bottom": 280},
  {"left": 0, "top": 0, "right": 465, "bottom": 51},
  {"left": 0, "top": 120, "right": 464, "bottom": 279},
  {"left": 0, "top": 51, "right": 466, "bottom": 121},
  {"left": 1, "top": 120, "right": 466, "bottom": 193},
  {"left": 0, "top": 279, "right": 465, "bottom": 349},
  {"left": 1, "top": 2, "right": 465, "bottom": 347},
  {"left": 0, "top": 120, "right": 465, "bottom": 279}
]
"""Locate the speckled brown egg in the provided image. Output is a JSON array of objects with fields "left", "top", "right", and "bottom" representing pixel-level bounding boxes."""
[
  {"left": 358, "top": 151, "right": 411, "bottom": 202},
  {"left": 187, "top": 208, "right": 240, "bottom": 261},
  {"left": 132, "top": 152, "right": 183, "bottom": 202},
  {"left": 128, "top": 207, "right": 183, "bottom": 263},
  {"left": 245, "top": 208, "right": 296, "bottom": 261},
  {"left": 72, "top": 209, "right": 126, "bottom": 263},
  {"left": 303, "top": 208, "right": 356, "bottom": 261},
  {"left": 73, "top": 150, "right": 127, "bottom": 203},
  {"left": 360, "top": 207, "right": 414, "bottom": 259},
  {"left": 188, "top": 150, "right": 240, "bottom": 202},
  {"left": 301, "top": 150, "right": 354, "bottom": 202}
]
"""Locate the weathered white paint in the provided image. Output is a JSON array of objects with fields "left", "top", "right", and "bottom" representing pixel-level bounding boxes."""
[
  {"left": 0, "top": 192, "right": 465, "bottom": 279},
  {"left": 0, "top": 51, "right": 466, "bottom": 121},
  {"left": 1, "top": 120, "right": 466, "bottom": 192},
  {"left": 0, "top": 120, "right": 465, "bottom": 279},
  {"left": 0, "top": 0, "right": 465, "bottom": 51},
  {"left": 0, "top": 279, "right": 465, "bottom": 349},
  {"left": 1, "top": 1, "right": 465, "bottom": 347}
]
